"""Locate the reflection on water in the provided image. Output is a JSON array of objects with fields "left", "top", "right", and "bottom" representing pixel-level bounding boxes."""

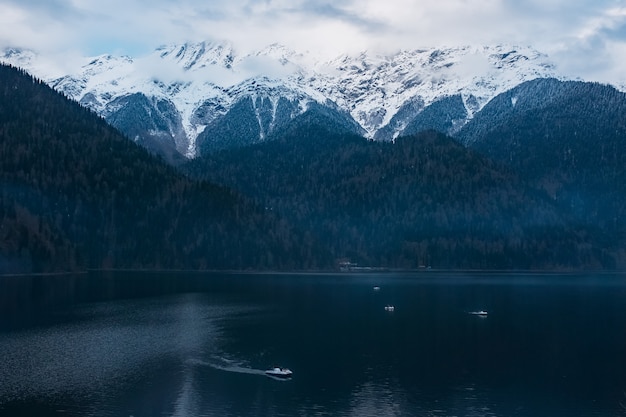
[
  {"left": 346, "top": 380, "right": 410, "bottom": 417},
  {"left": 172, "top": 362, "right": 200, "bottom": 417},
  {"left": 0, "top": 284, "right": 261, "bottom": 416},
  {"left": 0, "top": 271, "right": 625, "bottom": 416}
]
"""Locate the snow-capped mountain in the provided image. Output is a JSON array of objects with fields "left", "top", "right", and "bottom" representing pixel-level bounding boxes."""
[{"left": 2, "top": 42, "right": 563, "bottom": 158}]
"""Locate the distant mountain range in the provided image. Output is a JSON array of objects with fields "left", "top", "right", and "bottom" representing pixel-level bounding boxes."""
[
  {"left": 1, "top": 42, "right": 564, "bottom": 160},
  {"left": 1, "top": 41, "right": 626, "bottom": 272}
]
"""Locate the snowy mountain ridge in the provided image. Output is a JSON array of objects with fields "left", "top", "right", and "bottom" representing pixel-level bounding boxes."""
[{"left": 2, "top": 42, "right": 564, "bottom": 158}]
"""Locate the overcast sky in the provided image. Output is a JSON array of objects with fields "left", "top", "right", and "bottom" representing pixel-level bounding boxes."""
[{"left": 2, "top": 0, "right": 626, "bottom": 84}]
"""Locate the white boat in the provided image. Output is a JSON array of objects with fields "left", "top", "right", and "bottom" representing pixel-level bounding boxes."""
[
  {"left": 468, "top": 310, "right": 488, "bottom": 316},
  {"left": 265, "top": 367, "right": 293, "bottom": 379},
  {"left": 384, "top": 305, "right": 395, "bottom": 312}
]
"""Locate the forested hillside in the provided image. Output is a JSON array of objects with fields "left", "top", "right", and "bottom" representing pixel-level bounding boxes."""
[
  {"left": 2, "top": 64, "right": 622, "bottom": 273},
  {"left": 187, "top": 124, "right": 615, "bottom": 270},
  {"left": 458, "top": 79, "right": 626, "bottom": 265},
  {"left": 197, "top": 100, "right": 365, "bottom": 155},
  {"left": 0, "top": 64, "right": 330, "bottom": 273}
]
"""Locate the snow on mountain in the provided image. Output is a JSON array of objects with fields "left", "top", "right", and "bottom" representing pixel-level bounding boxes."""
[
  {"left": 309, "top": 45, "right": 559, "bottom": 139},
  {"left": 1, "top": 42, "right": 563, "bottom": 157}
]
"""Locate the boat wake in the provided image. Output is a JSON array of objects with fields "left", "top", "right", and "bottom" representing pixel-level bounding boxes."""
[{"left": 187, "top": 356, "right": 266, "bottom": 376}]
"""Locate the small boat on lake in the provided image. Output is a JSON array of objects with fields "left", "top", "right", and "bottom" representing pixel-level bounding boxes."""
[
  {"left": 384, "top": 305, "right": 395, "bottom": 312},
  {"left": 468, "top": 310, "right": 488, "bottom": 316},
  {"left": 265, "top": 367, "right": 293, "bottom": 379}
]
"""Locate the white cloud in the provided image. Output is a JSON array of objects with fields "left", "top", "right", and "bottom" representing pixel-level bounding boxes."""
[
  {"left": 576, "top": 6, "right": 626, "bottom": 41},
  {"left": 1, "top": 0, "right": 626, "bottom": 84}
]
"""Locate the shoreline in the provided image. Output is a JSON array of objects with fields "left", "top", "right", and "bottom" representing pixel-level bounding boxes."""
[{"left": 2, "top": 267, "right": 625, "bottom": 279}]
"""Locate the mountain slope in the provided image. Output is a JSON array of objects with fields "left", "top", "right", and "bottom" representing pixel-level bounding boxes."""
[
  {"left": 457, "top": 78, "right": 626, "bottom": 264},
  {"left": 186, "top": 121, "right": 615, "bottom": 270},
  {"left": 1, "top": 43, "right": 560, "bottom": 158},
  {"left": 400, "top": 94, "right": 469, "bottom": 137},
  {"left": 0, "top": 64, "right": 330, "bottom": 273}
]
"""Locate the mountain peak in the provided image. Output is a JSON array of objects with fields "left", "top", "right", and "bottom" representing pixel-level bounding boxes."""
[
  {"left": 2, "top": 42, "right": 567, "bottom": 157},
  {"left": 0, "top": 47, "right": 38, "bottom": 70},
  {"left": 155, "top": 41, "right": 236, "bottom": 70}
]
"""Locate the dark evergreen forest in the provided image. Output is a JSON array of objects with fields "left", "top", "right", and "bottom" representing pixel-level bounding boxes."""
[
  {"left": 458, "top": 79, "right": 626, "bottom": 266},
  {"left": 186, "top": 119, "right": 616, "bottom": 270},
  {"left": 0, "top": 64, "right": 329, "bottom": 273},
  {"left": 1, "top": 64, "right": 624, "bottom": 273}
]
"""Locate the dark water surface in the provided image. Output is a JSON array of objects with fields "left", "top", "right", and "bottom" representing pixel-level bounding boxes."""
[{"left": 1, "top": 271, "right": 626, "bottom": 416}]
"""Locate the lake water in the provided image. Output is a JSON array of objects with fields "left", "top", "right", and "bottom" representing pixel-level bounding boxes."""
[{"left": 1, "top": 271, "right": 626, "bottom": 417}]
